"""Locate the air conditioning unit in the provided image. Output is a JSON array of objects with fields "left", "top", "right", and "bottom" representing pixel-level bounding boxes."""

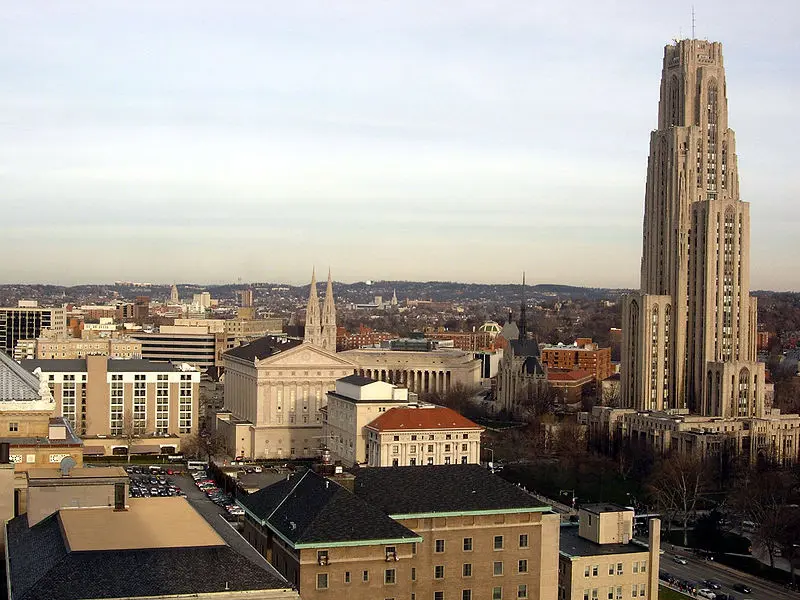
[{"left": 318, "top": 557, "right": 328, "bottom": 566}]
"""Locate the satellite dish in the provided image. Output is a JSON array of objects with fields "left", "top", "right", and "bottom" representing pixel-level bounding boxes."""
[{"left": 60, "top": 456, "right": 77, "bottom": 476}]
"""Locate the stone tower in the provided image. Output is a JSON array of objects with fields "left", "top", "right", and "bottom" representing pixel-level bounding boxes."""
[
  {"left": 169, "top": 283, "right": 179, "bottom": 304},
  {"left": 304, "top": 269, "right": 322, "bottom": 346},
  {"left": 621, "top": 40, "right": 764, "bottom": 418},
  {"left": 321, "top": 269, "right": 337, "bottom": 352}
]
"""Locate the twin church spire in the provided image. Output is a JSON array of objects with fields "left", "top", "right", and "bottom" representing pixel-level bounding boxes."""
[{"left": 304, "top": 268, "right": 337, "bottom": 352}]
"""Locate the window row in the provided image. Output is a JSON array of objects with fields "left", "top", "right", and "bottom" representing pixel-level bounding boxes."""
[{"left": 583, "top": 560, "right": 647, "bottom": 577}]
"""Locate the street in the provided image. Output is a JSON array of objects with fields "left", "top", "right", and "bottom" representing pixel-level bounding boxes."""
[{"left": 660, "top": 547, "right": 800, "bottom": 600}]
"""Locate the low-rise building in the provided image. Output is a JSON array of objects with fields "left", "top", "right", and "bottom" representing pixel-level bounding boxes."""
[
  {"left": 558, "top": 504, "right": 660, "bottom": 600},
  {"left": 21, "top": 356, "right": 200, "bottom": 457},
  {"left": 5, "top": 465, "right": 297, "bottom": 600},
  {"left": 547, "top": 370, "right": 595, "bottom": 404},
  {"left": 239, "top": 465, "right": 560, "bottom": 600},
  {"left": 540, "top": 339, "right": 614, "bottom": 383},
  {"left": 16, "top": 336, "right": 143, "bottom": 360},
  {"left": 365, "top": 404, "right": 483, "bottom": 467}
]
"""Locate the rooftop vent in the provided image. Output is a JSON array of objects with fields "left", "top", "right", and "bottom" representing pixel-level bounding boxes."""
[{"left": 60, "top": 456, "right": 77, "bottom": 476}]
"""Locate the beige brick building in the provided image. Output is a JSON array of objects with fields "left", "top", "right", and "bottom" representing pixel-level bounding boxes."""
[
  {"left": 21, "top": 355, "right": 199, "bottom": 457},
  {"left": 240, "top": 465, "right": 560, "bottom": 600},
  {"left": 17, "top": 336, "right": 143, "bottom": 360},
  {"left": 558, "top": 505, "right": 660, "bottom": 600}
]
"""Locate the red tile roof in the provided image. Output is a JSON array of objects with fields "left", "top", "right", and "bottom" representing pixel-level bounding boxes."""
[{"left": 366, "top": 406, "right": 483, "bottom": 432}]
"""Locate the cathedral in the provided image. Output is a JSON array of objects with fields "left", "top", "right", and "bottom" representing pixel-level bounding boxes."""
[{"left": 303, "top": 268, "right": 337, "bottom": 352}]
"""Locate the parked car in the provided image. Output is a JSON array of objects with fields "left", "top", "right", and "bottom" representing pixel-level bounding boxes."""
[
  {"left": 732, "top": 584, "right": 751, "bottom": 594},
  {"left": 697, "top": 590, "right": 716, "bottom": 599},
  {"left": 702, "top": 580, "right": 721, "bottom": 590}
]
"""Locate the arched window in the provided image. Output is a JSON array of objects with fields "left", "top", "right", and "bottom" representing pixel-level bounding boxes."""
[
  {"left": 670, "top": 75, "right": 681, "bottom": 126},
  {"left": 738, "top": 368, "right": 750, "bottom": 417}
]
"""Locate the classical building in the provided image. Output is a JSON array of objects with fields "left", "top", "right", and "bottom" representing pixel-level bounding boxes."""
[
  {"left": 540, "top": 339, "right": 613, "bottom": 383},
  {"left": 340, "top": 346, "right": 482, "bottom": 395},
  {"left": 558, "top": 505, "right": 660, "bottom": 600},
  {"left": 219, "top": 337, "right": 356, "bottom": 460},
  {"left": 596, "top": 38, "right": 800, "bottom": 464},
  {"left": 0, "top": 302, "right": 67, "bottom": 356},
  {"left": 239, "top": 465, "right": 560, "bottom": 600},
  {"left": 21, "top": 356, "right": 200, "bottom": 457},
  {"left": 5, "top": 465, "right": 296, "bottom": 600},
  {"left": 496, "top": 339, "right": 546, "bottom": 414},
  {"left": 365, "top": 404, "right": 483, "bottom": 467}
]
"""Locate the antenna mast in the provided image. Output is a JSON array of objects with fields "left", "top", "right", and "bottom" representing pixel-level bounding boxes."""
[{"left": 691, "top": 6, "right": 696, "bottom": 39}]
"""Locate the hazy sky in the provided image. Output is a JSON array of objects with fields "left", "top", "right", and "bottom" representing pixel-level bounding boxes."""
[{"left": 2, "top": 1, "right": 798, "bottom": 289}]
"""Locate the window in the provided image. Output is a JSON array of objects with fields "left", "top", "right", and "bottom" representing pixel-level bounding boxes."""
[
  {"left": 434, "top": 565, "right": 444, "bottom": 579},
  {"left": 462, "top": 443, "right": 468, "bottom": 451},
  {"left": 616, "top": 563, "right": 623, "bottom": 575},
  {"left": 384, "top": 569, "right": 396, "bottom": 584},
  {"left": 462, "top": 591, "right": 472, "bottom": 600},
  {"left": 393, "top": 435, "right": 399, "bottom": 441},
  {"left": 316, "top": 573, "right": 328, "bottom": 589},
  {"left": 493, "top": 561, "right": 503, "bottom": 576},
  {"left": 363, "top": 570, "right": 369, "bottom": 582},
  {"left": 519, "top": 534, "right": 528, "bottom": 548},
  {"left": 8, "top": 422, "right": 18, "bottom": 432},
  {"left": 463, "top": 537, "right": 473, "bottom": 551},
  {"left": 344, "top": 571, "right": 351, "bottom": 583},
  {"left": 317, "top": 550, "right": 329, "bottom": 563},
  {"left": 631, "top": 585, "right": 637, "bottom": 598},
  {"left": 518, "top": 559, "right": 528, "bottom": 573},
  {"left": 584, "top": 591, "right": 590, "bottom": 600},
  {"left": 462, "top": 563, "right": 472, "bottom": 577},
  {"left": 492, "top": 587, "right": 503, "bottom": 600},
  {"left": 156, "top": 374, "right": 169, "bottom": 434},
  {"left": 179, "top": 374, "right": 193, "bottom": 433},
  {"left": 640, "top": 561, "right": 647, "bottom": 573},
  {"left": 607, "top": 588, "right": 613, "bottom": 600},
  {"left": 435, "top": 593, "right": 444, "bottom": 600},
  {"left": 632, "top": 562, "right": 638, "bottom": 574},
  {"left": 584, "top": 566, "right": 590, "bottom": 577},
  {"left": 411, "top": 435, "right": 417, "bottom": 441},
  {"left": 62, "top": 374, "right": 77, "bottom": 429},
  {"left": 435, "top": 539, "right": 445, "bottom": 553},
  {"left": 133, "top": 374, "right": 146, "bottom": 433},
  {"left": 616, "top": 586, "right": 623, "bottom": 600},
  {"left": 411, "top": 568, "right": 416, "bottom": 581},
  {"left": 494, "top": 535, "right": 504, "bottom": 550},
  {"left": 428, "top": 445, "right": 434, "bottom": 452},
  {"left": 639, "top": 585, "right": 645, "bottom": 597},
  {"left": 517, "top": 584, "right": 528, "bottom": 599},
  {"left": 445, "top": 444, "right": 451, "bottom": 452},
  {"left": 608, "top": 564, "right": 614, "bottom": 575},
  {"left": 592, "top": 565, "right": 598, "bottom": 577}
]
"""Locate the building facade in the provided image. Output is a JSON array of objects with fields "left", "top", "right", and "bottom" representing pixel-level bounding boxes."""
[
  {"left": 540, "top": 339, "right": 613, "bottom": 383},
  {"left": 21, "top": 356, "right": 200, "bottom": 456},
  {"left": 0, "top": 303, "right": 67, "bottom": 356},
  {"left": 340, "top": 347, "right": 482, "bottom": 396},
  {"left": 239, "top": 465, "right": 560, "bottom": 600},
  {"left": 17, "top": 336, "right": 143, "bottom": 360},
  {"left": 558, "top": 505, "right": 660, "bottom": 600},
  {"left": 220, "top": 337, "right": 356, "bottom": 460},
  {"left": 365, "top": 404, "right": 483, "bottom": 467}
]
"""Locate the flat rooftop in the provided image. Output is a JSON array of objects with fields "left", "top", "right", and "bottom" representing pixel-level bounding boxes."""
[
  {"left": 28, "top": 467, "right": 127, "bottom": 480},
  {"left": 560, "top": 525, "right": 646, "bottom": 558},
  {"left": 59, "top": 497, "right": 224, "bottom": 551}
]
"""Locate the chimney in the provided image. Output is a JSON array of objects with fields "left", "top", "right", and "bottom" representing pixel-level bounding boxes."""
[{"left": 0, "top": 442, "right": 9, "bottom": 464}]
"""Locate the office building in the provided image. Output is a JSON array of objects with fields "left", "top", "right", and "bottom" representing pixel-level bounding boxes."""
[
  {"left": 239, "top": 465, "right": 560, "bottom": 600},
  {"left": 0, "top": 302, "right": 67, "bottom": 356},
  {"left": 21, "top": 356, "right": 200, "bottom": 456},
  {"left": 558, "top": 505, "right": 660, "bottom": 600}
]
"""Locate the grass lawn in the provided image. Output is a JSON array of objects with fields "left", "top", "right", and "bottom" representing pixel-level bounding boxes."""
[{"left": 658, "top": 586, "right": 693, "bottom": 600}]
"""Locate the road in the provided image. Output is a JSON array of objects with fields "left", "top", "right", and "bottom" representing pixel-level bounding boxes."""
[{"left": 661, "top": 547, "right": 800, "bottom": 600}]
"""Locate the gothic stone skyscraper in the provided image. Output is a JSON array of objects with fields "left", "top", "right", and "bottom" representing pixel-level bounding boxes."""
[{"left": 621, "top": 39, "right": 765, "bottom": 418}]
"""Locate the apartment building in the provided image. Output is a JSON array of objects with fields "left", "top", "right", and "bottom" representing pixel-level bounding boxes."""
[
  {"left": 15, "top": 336, "right": 142, "bottom": 360},
  {"left": 558, "top": 505, "right": 660, "bottom": 600},
  {"left": 239, "top": 465, "right": 560, "bottom": 600},
  {"left": 21, "top": 355, "right": 199, "bottom": 456},
  {"left": 364, "top": 404, "right": 483, "bottom": 467},
  {"left": 540, "top": 339, "right": 614, "bottom": 383},
  {"left": 0, "top": 302, "right": 67, "bottom": 356}
]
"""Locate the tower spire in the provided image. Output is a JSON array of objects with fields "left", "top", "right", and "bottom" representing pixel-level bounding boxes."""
[
  {"left": 304, "top": 268, "right": 322, "bottom": 346},
  {"left": 321, "top": 268, "right": 337, "bottom": 351}
]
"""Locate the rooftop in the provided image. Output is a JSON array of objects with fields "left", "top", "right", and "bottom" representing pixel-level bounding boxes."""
[
  {"left": 6, "top": 511, "right": 290, "bottom": 600},
  {"left": 338, "top": 374, "right": 376, "bottom": 387},
  {"left": 239, "top": 469, "right": 420, "bottom": 548},
  {"left": 20, "top": 358, "right": 192, "bottom": 374},
  {"left": 28, "top": 467, "right": 127, "bottom": 480},
  {"left": 548, "top": 369, "right": 594, "bottom": 382},
  {"left": 581, "top": 503, "right": 631, "bottom": 515},
  {"left": 224, "top": 335, "right": 302, "bottom": 362},
  {"left": 354, "top": 464, "right": 550, "bottom": 516},
  {"left": 560, "top": 525, "right": 646, "bottom": 558},
  {"left": 0, "top": 352, "right": 44, "bottom": 401},
  {"left": 366, "top": 405, "right": 483, "bottom": 432}
]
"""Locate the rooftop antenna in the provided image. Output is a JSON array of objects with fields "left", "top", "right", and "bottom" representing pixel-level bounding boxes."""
[{"left": 691, "top": 6, "right": 696, "bottom": 39}]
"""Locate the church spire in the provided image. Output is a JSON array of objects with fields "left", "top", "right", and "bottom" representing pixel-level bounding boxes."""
[
  {"left": 304, "top": 268, "right": 322, "bottom": 346},
  {"left": 321, "top": 269, "right": 337, "bottom": 351}
]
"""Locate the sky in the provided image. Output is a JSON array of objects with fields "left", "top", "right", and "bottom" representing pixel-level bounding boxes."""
[{"left": 2, "top": 1, "right": 799, "bottom": 289}]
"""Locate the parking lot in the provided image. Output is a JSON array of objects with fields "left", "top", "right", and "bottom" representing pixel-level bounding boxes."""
[{"left": 125, "top": 466, "right": 186, "bottom": 498}]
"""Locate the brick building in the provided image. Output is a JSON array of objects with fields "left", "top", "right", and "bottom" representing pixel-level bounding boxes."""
[{"left": 540, "top": 339, "right": 613, "bottom": 383}]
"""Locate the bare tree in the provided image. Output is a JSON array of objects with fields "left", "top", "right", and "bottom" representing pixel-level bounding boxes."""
[
  {"left": 516, "top": 382, "right": 556, "bottom": 421},
  {"left": 182, "top": 429, "right": 229, "bottom": 462},
  {"left": 647, "top": 453, "right": 708, "bottom": 547},
  {"left": 117, "top": 410, "right": 137, "bottom": 464}
]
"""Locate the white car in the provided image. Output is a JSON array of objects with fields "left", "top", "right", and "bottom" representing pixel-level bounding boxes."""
[{"left": 697, "top": 590, "right": 716, "bottom": 599}]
